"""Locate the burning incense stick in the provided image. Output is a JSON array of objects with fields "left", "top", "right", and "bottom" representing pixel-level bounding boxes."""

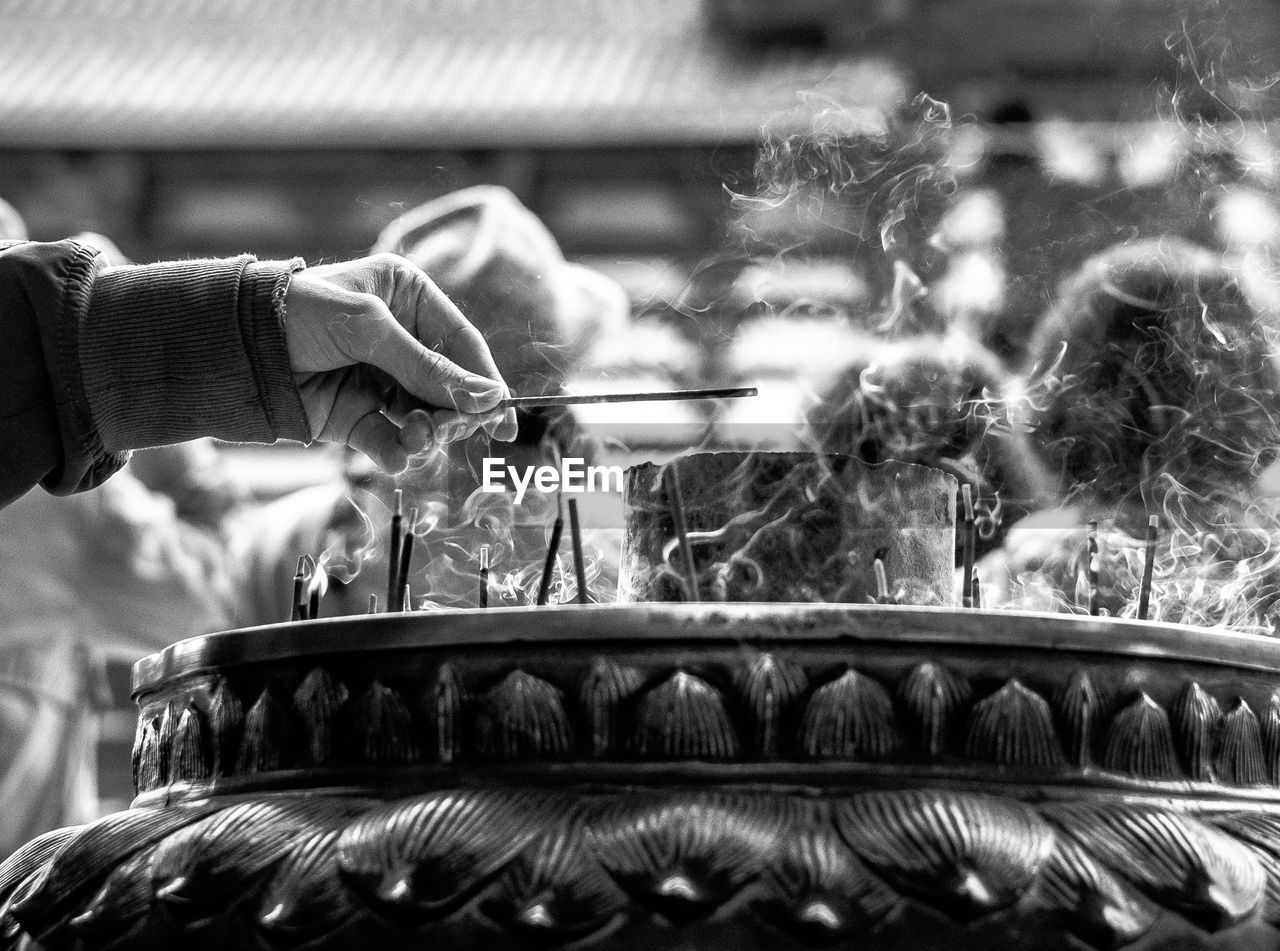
[
  {"left": 402, "top": 583, "right": 412, "bottom": 612},
  {"left": 367, "top": 593, "right": 378, "bottom": 614},
  {"left": 1087, "top": 519, "right": 1100, "bottom": 617},
  {"left": 386, "top": 489, "right": 403, "bottom": 614},
  {"left": 500, "top": 386, "right": 757, "bottom": 410},
  {"left": 299, "top": 554, "right": 319, "bottom": 621},
  {"left": 395, "top": 507, "right": 417, "bottom": 600},
  {"left": 309, "top": 572, "right": 322, "bottom": 621},
  {"left": 971, "top": 574, "right": 982, "bottom": 610},
  {"left": 1138, "top": 514, "right": 1158, "bottom": 620},
  {"left": 961, "top": 484, "right": 976, "bottom": 609},
  {"left": 665, "top": 461, "right": 700, "bottom": 602},
  {"left": 567, "top": 498, "right": 589, "bottom": 604},
  {"left": 536, "top": 495, "right": 565, "bottom": 606},
  {"left": 290, "top": 555, "right": 306, "bottom": 622},
  {"left": 478, "top": 545, "right": 490, "bottom": 609}
]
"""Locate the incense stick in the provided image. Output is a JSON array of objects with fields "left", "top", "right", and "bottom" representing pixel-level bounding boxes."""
[
  {"left": 536, "top": 495, "right": 565, "bottom": 606},
  {"left": 971, "top": 574, "right": 983, "bottom": 610},
  {"left": 386, "top": 489, "right": 403, "bottom": 614},
  {"left": 290, "top": 555, "right": 306, "bottom": 622},
  {"left": 367, "top": 593, "right": 378, "bottom": 614},
  {"left": 1087, "top": 519, "right": 1100, "bottom": 617},
  {"left": 478, "top": 545, "right": 490, "bottom": 609},
  {"left": 1138, "top": 514, "right": 1158, "bottom": 621},
  {"left": 873, "top": 558, "right": 890, "bottom": 603},
  {"left": 567, "top": 498, "right": 589, "bottom": 604},
  {"left": 402, "top": 583, "right": 412, "bottom": 613},
  {"left": 961, "top": 484, "right": 976, "bottom": 609},
  {"left": 395, "top": 507, "right": 417, "bottom": 600},
  {"left": 500, "top": 386, "right": 757, "bottom": 410},
  {"left": 665, "top": 461, "right": 700, "bottom": 602}
]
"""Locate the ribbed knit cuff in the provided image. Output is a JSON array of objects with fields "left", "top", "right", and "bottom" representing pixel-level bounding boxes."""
[{"left": 81, "top": 256, "right": 310, "bottom": 451}]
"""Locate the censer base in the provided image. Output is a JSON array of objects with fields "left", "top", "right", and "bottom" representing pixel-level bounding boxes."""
[{"left": 7, "top": 604, "right": 1280, "bottom": 950}]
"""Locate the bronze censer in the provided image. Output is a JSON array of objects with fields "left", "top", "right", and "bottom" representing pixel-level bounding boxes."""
[{"left": 5, "top": 456, "right": 1280, "bottom": 950}]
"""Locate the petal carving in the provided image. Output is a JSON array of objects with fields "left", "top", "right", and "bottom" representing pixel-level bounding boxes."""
[
  {"left": 1215, "top": 699, "right": 1267, "bottom": 786},
  {"left": 480, "top": 670, "right": 574, "bottom": 760},
  {"left": 634, "top": 671, "right": 739, "bottom": 760},
  {"left": 209, "top": 678, "right": 243, "bottom": 778},
  {"left": 1045, "top": 802, "right": 1264, "bottom": 932},
  {"left": 1057, "top": 670, "right": 1104, "bottom": 769},
  {"left": 235, "top": 688, "right": 287, "bottom": 775},
  {"left": 735, "top": 653, "right": 807, "bottom": 759},
  {"left": 755, "top": 812, "right": 900, "bottom": 944},
  {"left": 799, "top": 669, "right": 899, "bottom": 760},
  {"left": 292, "top": 668, "right": 349, "bottom": 766},
  {"left": 350, "top": 680, "right": 419, "bottom": 765},
  {"left": 1100, "top": 693, "right": 1181, "bottom": 780},
  {"left": 579, "top": 657, "right": 642, "bottom": 758},
  {"left": 965, "top": 680, "right": 1064, "bottom": 769},
  {"left": 1173, "top": 682, "right": 1222, "bottom": 782},
  {"left": 336, "top": 789, "right": 543, "bottom": 924},
  {"left": 590, "top": 794, "right": 782, "bottom": 922},
  {"left": 835, "top": 790, "right": 1055, "bottom": 921},
  {"left": 897, "top": 662, "right": 971, "bottom": 758}
]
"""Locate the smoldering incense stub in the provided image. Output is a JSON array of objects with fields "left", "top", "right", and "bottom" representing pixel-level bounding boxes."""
[
  {"left": 499, "top": 386, "right": 757, "bottom": 409},
  {"left": 396, "top": 507, "right": 418, "bottom": 601},
  {"left": 1087, "top": 519, "right": 1100, "bottom": 617},
  {"left": 387, "top": 489, "right": 403, "bottom": 614},
  {"left": 567, "top": 499, "right": 589, "bottom": 605},
  {"left": 1139, "top": 514, "right": 1158, "bottom": 621},
  {"left": 873, "top": 558, "right": 891, "bottom": 603},
  {"left": 961, "top": 484, "right": 975, "bottom": 609},
  {"left": 291, "top": 555, "right": 307, "bottom": 622},
  {"left": 536, "top": 496, "right": 565, "bottom": 606},
  {"left": 478, "top": 545, "right": 490, "bottom": 609}
]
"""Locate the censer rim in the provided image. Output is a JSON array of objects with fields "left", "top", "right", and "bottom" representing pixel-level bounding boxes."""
[{"left": 130, "top": 603, "right": 1280, "bottom": 696}]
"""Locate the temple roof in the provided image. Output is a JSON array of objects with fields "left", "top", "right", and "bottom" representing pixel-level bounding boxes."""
[{"left": 0, "top": 0, "right": 902, "bottom": 148}]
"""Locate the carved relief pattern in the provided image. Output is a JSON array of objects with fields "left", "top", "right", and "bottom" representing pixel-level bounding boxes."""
[
  {"left": 130, "top": 655, "right": 1280, "bottom": 795},
  {"left": 7, "top": 786, "right": 1280, "bottom": 950}
]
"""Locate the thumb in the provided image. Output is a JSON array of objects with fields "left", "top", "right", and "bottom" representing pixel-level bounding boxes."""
[{"left": 359, "top": 300, "right": 508, "bottom": 413}]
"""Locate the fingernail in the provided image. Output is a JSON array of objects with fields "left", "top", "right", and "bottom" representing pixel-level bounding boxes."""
[{"left": 463, "top": 376, "right": 505, "bottom": 404}]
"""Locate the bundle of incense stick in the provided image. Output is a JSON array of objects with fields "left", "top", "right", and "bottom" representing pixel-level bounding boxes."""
[{"left": 500, "top": 386, "right": 757, "bottom": 410}]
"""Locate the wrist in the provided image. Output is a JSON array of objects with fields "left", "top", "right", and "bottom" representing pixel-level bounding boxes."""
[{"left": 81, "top": 256, "right": 311, "bottom": 451}]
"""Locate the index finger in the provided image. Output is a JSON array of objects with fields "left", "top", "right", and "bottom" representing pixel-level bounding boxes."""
[{"left": 387, "top": 258, "right": 509, "bottom": 388}]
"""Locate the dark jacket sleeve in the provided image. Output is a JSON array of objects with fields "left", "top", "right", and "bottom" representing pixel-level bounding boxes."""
[{"left": 0, "top": 239, "right": 310, "bottom": 510}]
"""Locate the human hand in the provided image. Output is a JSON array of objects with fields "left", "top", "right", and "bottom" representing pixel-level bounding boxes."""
[{"left": 282, "top": 254, "right": 518, "bottom": 472}]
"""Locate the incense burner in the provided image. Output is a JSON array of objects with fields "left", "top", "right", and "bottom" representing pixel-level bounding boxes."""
[{"left": 6, "top": 604, "right": 1280, "bottom": 950}]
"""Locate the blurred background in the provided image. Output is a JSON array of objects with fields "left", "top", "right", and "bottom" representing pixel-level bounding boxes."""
[{"left": 2, "top": 0, "right": 1279, "bottom": 846}]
